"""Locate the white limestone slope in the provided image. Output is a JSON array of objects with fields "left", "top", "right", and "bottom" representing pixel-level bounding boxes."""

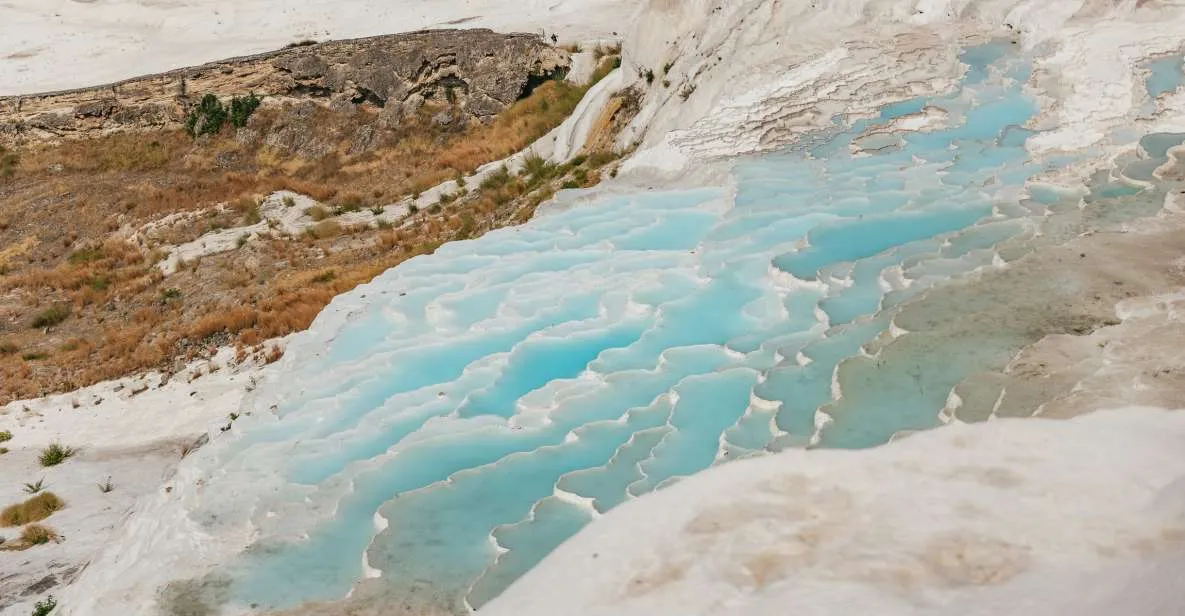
[
  {"left": 0, "top": 342, "right": 286, "bottom": 616},
  {"left": 616, "top": 0, "right": 1185, "bottom": 174},
  {"left": 484, "top": 407, "right": 1185, "bottom": 616}
]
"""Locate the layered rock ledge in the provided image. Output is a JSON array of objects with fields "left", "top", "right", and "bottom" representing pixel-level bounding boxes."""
[{"left": 0, "top": 29, "right": 569, "bottom": 144}]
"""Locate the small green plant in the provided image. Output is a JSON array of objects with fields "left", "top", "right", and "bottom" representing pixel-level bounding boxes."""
[
  {"left": 0, "top": 430, "right": 11, "bottom": 443},
  {"left": 21, "top": 352, "right": 48, "bottom": 361},
  {"left": 38, "top": 443, "right": 76, "bottom": 467},
  {"left": 161, "top": 287, "right": 183, "bottom": 301},
  {"left": 642, "top": 68, "right": 655, "bottom": 84},
  {"left": 282, "top": 195, "right": 296, "bottom": 208},
  {"left": 31, "top": 305, "right": 70, "bottom": 329},
  {"left": 311, "top": 270, "right": 336, "bottom": 284},
  {"left": 0, "top": 342, "right": 16, "bottom": 355},
  {"left": 185, "top": 94, "right": 228, "bottom": 137},
  {"left": 88, "top": 276, "right": 109, "bottom": 291},
  {"left": 229, "top": 93, "right": 262, "bottom": 128},
  {"left": 370, "top": 205, "right": 385, "bottom": 215},
  {"left": 663, "top": 61, "right": 674, "bottom": 74},
  {"left": 98, "top": 477, "right": 115, "bottom": 494},
  {"left": 408, "top": 204, "right": 420, "bottom": 215},
  {"left": 23, "top": 479, "right": 45, "bottom": 494},
  {"left": 32, "top": 595, "right": 57, "bottom": 616},
  {"left": 236, "top": 233, "right": 249, "bottom": 248},
  {"left": 522, "top": 153, "right": 559, "bottom": 188},
  {"left": 480, "top": 166, "right": 513, "bottom": 190}
]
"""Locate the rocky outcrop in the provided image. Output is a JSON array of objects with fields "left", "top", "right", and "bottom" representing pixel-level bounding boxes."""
[{"left": 0, "top": 29, "right": 569, "bottom": 143}]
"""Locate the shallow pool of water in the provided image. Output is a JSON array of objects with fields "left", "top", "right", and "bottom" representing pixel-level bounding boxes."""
[{"left": 167, "top": 44, "right": 1160, "bottom": 614}]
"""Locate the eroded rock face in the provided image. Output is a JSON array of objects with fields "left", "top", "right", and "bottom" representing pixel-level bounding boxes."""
[{"left": 0, "top": 29, "right": 569, "bottom": 143}]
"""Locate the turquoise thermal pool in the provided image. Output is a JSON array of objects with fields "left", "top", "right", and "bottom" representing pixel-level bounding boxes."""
[{"left": 171, "top": 45, "right": 1166, "bottom": 613}]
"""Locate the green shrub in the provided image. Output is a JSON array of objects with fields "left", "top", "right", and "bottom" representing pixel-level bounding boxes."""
[
  {"left": 23, "top": 478, "right": 44, "bottom": 494},
  {"left": 32, "top": 595, "right": 57, "bottom": 616},
  {"left": 0, "top": 430, "right": 10, "bottom": 442},
  {"left": 21, "top": 352, "right": 48, "bottom": 361},
  {"left": 282, "top": 196, "right": 296, "bottom": 208},
  {"left": 38, "top": 443, "right": 76, "bottom": 467},
  {"left": 186, "top": 94, "right": 228, "bottom": 137},
  {"left": 229, "top": 93, "right": 262, "bottom": 128},
  {"left": 0, "top": 342, "right": 16, "bottom": 355},
  {"left": 31, "top": 305, "right": 70, "bottom": 328}
]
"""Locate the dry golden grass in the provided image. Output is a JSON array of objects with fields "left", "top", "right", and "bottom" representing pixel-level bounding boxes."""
[
  {"left": 17, "top": 523, "right": 59, "bottom": 548},
  {"left": 0, "top": 60, "right": 630, "bottom": 402},
  {"left": 1, "top": 492, "right": 65, "bottom": 527}
]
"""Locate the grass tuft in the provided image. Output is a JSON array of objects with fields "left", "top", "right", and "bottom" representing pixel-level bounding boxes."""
[
  {"left": 1, "top": 492, "right": 64, "bottom": 526},
  {"left": 31, "top": 306, "right": 70, "bottom": 329},
  {"left": 38, "top": 443, "right": 76, "bottom": 467},
  {"left": 20, "top": 523, "right": 59, "bottom": 546}
]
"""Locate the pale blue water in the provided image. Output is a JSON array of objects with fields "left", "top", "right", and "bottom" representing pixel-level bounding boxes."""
[
  {"left": 176, "top": 45, "right": 1116, "bottom": 613},
  {"left": 1146, "top": 53, "right": 1185, "bottom": 98}
]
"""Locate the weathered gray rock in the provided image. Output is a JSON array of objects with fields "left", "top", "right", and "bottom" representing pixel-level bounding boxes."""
[{"left": 0, "top": 29, "right": 569, "bottom": 144}]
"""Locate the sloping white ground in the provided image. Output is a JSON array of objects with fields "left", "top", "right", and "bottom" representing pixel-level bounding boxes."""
[
  {"left": 0, "top": 342, "right": 286, "bottom": 616},
  {"left": 617, "top": 0, "right": 1185, "bottom": 174},
  {"left": 484, "top": 407, "right": 1185, "bottom": 616},
  {"left": 0, "top": 0, "right": 637, "bottom": 95}
]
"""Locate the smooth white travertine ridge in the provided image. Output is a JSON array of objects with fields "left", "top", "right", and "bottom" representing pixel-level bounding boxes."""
[{"left": 484, "top": 407, "right": 1185, "bottom": 616}]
